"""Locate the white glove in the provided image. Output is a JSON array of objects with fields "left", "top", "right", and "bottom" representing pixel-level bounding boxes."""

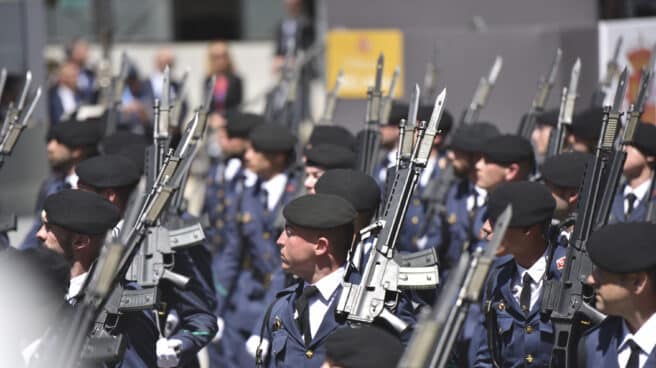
[
  {"left": 156, "top": 338, "right": 182, "bottom": 368},
  {"left": 212, "top": 317, "right": 225, "bottom": 343},
  {"left": 245, "top": 335, "right": 269, "bottom": 361},
  {"left": 164, "top": 310, "right": 180, "bottom": 337}
]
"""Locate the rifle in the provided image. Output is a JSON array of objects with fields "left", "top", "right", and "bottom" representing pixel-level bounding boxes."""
[
  {"left": 540, "top": 73, "right": 628, "bottom": 367},
  {"left": 105, "top": 53, "right": 129, "bottom": 136},
  {"left": 380, "top": 66, "right": 401, "bottom": 126},
  {"left": 336, "top": 88, "right": 446, "bottom": 332},
  {"left": 591, "top": 36, "right": 622, "bottom": 107},
  {"left": 518, "top": 48, "right": 562, "bottom": 139},
  {"left": 595, "top": 67, "right": 648, "bottom": 229},
  {"left": 0, "top": 70, "right": 42, "bottom": 169},
  {"left": 316, "top": 69, "right": 343, "bottom": 125},
  {"left": 171, "top": 68, "right": 190, "bottom": 130},
  {"left": 356, "top": 53, "right": 384, "bottom": 176},
  {"left": 546, "top": 58, "right": 581, "bottom": 157},
  {"left": 460, "top": 56, "right": 503, "bottom": 125},
  {"left": 422, "top": 45, "right": 439, "bottom": 104},
  {"left": 397, "top": 205, "right": 512, "bottom": 368}
]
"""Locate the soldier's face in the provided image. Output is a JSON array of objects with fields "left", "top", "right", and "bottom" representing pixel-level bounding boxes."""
[
  {"left": 36, "top": 214, "right": 73, "bottom": 260},
  {"left": 475, "top": 157, "right": 507, "bottom": 191},
  {"left": 587, "top": 266, "right": 633, "bottom": 316},
  {"left": 623, "top": 145, "right": 651, "bottom": 178},
  {"left": 304, "top": 166, "right": 324, "bottom": 194},
  {"left": 531, "top": 124, "right": 552, "bottom": 156},
  {"left": 379, "top": 125, "right": 400, "bottom": 149},
  {"left": 448, "top": 149, "right": 474, "bottom": 177},
  {"left": 566, "top": 134, "right": 592, "bottom": 153},
  {"left": 46, "top": 139, "right": 74, "bottom": 170},
  {"left": 244, "top": 145, "right": 273, "bottom": 176},
  {"left": 277, "top": 224, "right": 317, "bottom": 280}
]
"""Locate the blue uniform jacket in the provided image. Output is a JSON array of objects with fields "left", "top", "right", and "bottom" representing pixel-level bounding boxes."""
[
  {"left": 607, "top": 183, "right": 653, "bottom": 224},
  {"left": 474, "top": 245, "right": 567, "bottom": 368},
  {"left": 579, "top": 315, "right": 656, "bottom": 368}
]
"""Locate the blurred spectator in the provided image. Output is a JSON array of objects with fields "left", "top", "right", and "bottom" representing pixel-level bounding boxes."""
[
  {"left": 65, "top": 37, "right": 96, "bottom": 103},
  {"left": 205, "top": 41, "right": 243, "bottom": 115},
  {"left": 145, "top": 48, "right": 188, "bottom": 127},
  {"left": 48, "top": 62, "right": 82, "bottom": 125},
  {"left": 272, "top": 0, "right": 314, "bottom": 72},
  {"left": 119, "top": 63, "right": 153, "bottom": 135}
]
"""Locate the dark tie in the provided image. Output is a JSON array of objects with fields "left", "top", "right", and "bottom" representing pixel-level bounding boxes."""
[
  {"left": 519, "top": 273, "right": 532, "bottom": 314},
  {"left": 294, "top": 285, "right": 319, "bottom": 346},
  {"left": 626, "top": 193, "right": 637, "bottom": 219},
  {"left": 626, "top": 339, "right": 640, "bottom": 368}
]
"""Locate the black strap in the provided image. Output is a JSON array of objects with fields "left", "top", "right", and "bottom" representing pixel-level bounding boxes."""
[{"left": 483, "top": 268, "right": 502, "bottom": 368}]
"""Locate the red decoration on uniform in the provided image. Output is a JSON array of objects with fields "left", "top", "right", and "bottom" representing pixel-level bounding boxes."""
[{"left": 556, "top": 256, "right": 566, "bottom": 270}]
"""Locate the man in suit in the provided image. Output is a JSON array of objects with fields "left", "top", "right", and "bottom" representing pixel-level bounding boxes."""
[
  {"left": 474, "top": 182, "right": 564, "bottom": 368},
  {"left": 48, "top": 62, "right": 82, "bottom": 125},
  {"left": 580, "top": 222, "right": 656, "bottom": 368},
  {"left": 65, "top": 37, "right": 96, "bottom": 104},
  {"left": 608, "top": 123, "right": 656, "bottom": 224},
  {"left": 258, "top": 193, "right": 357, "bottom": 367}
]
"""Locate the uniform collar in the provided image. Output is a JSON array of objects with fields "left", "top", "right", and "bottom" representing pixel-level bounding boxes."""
[
  {"left": 624, "top": 179, "right": 651, "bottom": 202},
  {"left": 619, "top": 312, "right": 656, "bottom": 358},
  {"left": 66, "top": 272, "right": 88, "bottom": 301},
  {"left": 515, "top": 247, "right": 549, "bottom": 284},
  {"left": 224, "top": 158, "right": 242, "bottom": 181},
  {"left": 308, "top": 266, "right": 345, "bottom": 302},
  {"left": 261, "top": 172, "right": 288, "bottom": 211}
]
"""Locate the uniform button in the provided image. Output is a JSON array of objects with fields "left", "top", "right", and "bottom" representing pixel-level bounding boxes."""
[
  {"left": 413, "top": 199, "right": 421, "bottom": 206},
  {"left": 262, "top": 232, "right": 271, "bottom": 239},
  {"left": 411, "top": 216, "right": 419, "bottom": 225},
  {"left": 225, "top": 199, "right": 232, "bottom": 206},
  {"left": 525, "top": 354, "right": 534, "bottom": 364},
  {"left": 305, "top": 350, "right": 314, "bottom": 359},
  {"left": 525, "top": 325, "right": 533, "bottom": 334}
]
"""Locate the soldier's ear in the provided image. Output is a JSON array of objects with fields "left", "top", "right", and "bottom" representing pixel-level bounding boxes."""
[
  {"left": 505, "top": 163, "right": 520, "bottom": 181},
  {"left": 315, "top": 236, "right": 329, "bottom": 256},
  {"left": 631, "top": 271, "right": 649, "bottom": 295},
  {"left": 71, "top": 233, "right": 91, "bottom": 251}
]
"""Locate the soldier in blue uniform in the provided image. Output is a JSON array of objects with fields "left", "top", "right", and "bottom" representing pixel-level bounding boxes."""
[
  {"left": 567, "top": 107, "right": 604, "bottom": 154},
  {"left": 213, "top": 123, "right": 301, "bottom": 368},
  {"left": 397, "top": 106, "right": 453, "bottom": 252},
  {"left": 607, "top": 123, "right": 656, "bottom": 224},
  {"left": 256, "top": 193, "right": 357, "bottom": 367},
  {"left": 303, "top": 144, "right": 356, "bottom": 193},
  {"left": 34, "top": 189, "right": 157, "bottom": 367},
  {"left": 580, "top": 222, "right": 656, "bottom": 367},
  {"left": 540, "top": 151, "right": 590, "bottom": 246},
  {"left": 474, "top": 182, "right": 566, "bottom": 368},
  {"left": 20, "top": 118, "right": 104, "bottom": 249},
  {"left": 76, "top": 154, "right": 218, "bottom": 368}
]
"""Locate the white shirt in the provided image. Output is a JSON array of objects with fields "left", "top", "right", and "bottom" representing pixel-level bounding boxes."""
[
  {"left": 261, "top": 173, "right": 288, "bottom": 212},
  {"left": 66, "top": 272, "right": 88, "bottom": 302},
  {"left": 466, "top": 185, "right": 487, "bottom": 212},
  {"left": 65, "top": 173, "right": 78, "bottom": 189},
  {"left": 624, "top": 180, "right": 651, "bottom": 214},
  {"left": 296, "top": 267, "right": 344, "bottom": 339},
  {"left": 511, "top": 249, "right": 548, "bottom": 312},
  {"left": 224, "top": 158, "right": 242, "bottom": 182},
  {"left": 378, "top": 149, "right": 397, "bottom": 184},
  {"left": 618, "top": 312, "right": 656, "bottom": 368},
  {"left": 150, "top": 72, "right": 164, "bottom": 100},
  {"left": 57, "top": 85, "right": 77, "bottom": 117}
]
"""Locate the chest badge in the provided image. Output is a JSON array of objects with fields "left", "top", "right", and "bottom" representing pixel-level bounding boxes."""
[
  {"left": 241, "top": 211, "right": 251, "bottom": 224},
  {"left": 497, "top": 301, "right": 506, "bottom": 311},
  {"left": 448, "top": 213, "right": 457, "bottom": 225},
  {"left": 272, "top": 316, "right": 282, "bottom": 331}
]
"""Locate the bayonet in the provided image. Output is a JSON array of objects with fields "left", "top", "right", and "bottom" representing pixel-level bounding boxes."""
[
  {"left": 397, "top": 84, "right": 419, "bottom": 165},
  {"left": 547, "top": 58, "right": 581, "bottom": 156},
  {"left": 422, "top": 45, "right": 439, "bottom": 103},
  {"left": 319, "top": 69, "right": 343, "bottom": 125},
  {"left": 380, "top": 66, "right": 400, "bottom": 126},
  {"left": 535, "top": 48, "right": 562, "bottom": 110},
  {"left": 461, "top": 56, "right": 503, "bottom": 125},
  {"left": 602, "top": 36, "right": 623, "bottom": 87},
  {"left": 0, "top": 68, "right": 7, "bottom": 103},
  {"left": 17, "top": 71, "right": 32, "bottom": 111},
  {"left": 171, "top": 68, "right": 189, "bottom": 129}
]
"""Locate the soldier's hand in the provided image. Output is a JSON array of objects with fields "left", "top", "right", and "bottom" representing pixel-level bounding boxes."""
[
  {"left": 156, "top": 338, "right": 182, "bottom": 368},
  {"left": 211, "top": 317, "right": 225, "bottom": 342},
  {"left": 164, "top": 310, "right": 180, "bottom": 337}
]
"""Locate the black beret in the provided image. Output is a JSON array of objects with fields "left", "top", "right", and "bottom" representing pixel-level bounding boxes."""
[
  {"left": 541, "top": 151, "right": 591, "bottom": 189},
  {"left": 571, "top": 107, "right": 604, "bottom": 143},
  {"left": 76, "top": 155, "right": 141, "bottom": 189},
  {"left": 536, "top": 108, "right": 560, "bottom": 128},
  {"left": 325, "top": 326, "right": 404, "bottom": 368},
  {"left": 480, "top": 134, "right": 535, "bottom": 165},
  {"left": 43, "top": 189, "right": 120, "bottom": 235},
  {"left": 116, "top": 143, "right": 148, "bottom": 174},
  {"left": 487, "top": 181, "right": 555, "bottom": 227},
  {"left": 387, "top": 101, "right": 408, "bottom": 126},
  {"left": 249, "top": 123, "right": 296, "bottom": 152},
  {"left": 49, "top": 119, "right": 104, "bottom": 147},
  {"left": 629, "top": 122, "right": 656, "bottom": 157},
  {"left": 305, "top": 144, "right": 356, "bottom": 170},
  {"left": 315, "top": 168, "right": 381, "bottom": 212},
  {"left": 283, "top": 193, "right": 357, "bottom": 229},
  {"left": 308, "top": 125, "right": 356, "bottom": 150},
  {"left": 449, "top": 122, "right": 500, "bottom": 153},
  {"left": 589, "top": 222, "right": 656, "bottom": 273},
  {"left": 417, "top": 105, "right": 454, "bottom": 135},
  {"left": 225, "top": 111, "right": 264, "bottom": 138},
  {"left": 100, "top": 131, "right": 149, "bottom": 155}
]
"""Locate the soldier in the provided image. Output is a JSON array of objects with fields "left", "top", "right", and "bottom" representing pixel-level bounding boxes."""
[
  {"left": 34, "top": 189, "right": 157, "bottom": 367},
  {"left": 20, "top": 118, "right": 103, "bottom": 249},
  {"left": 303, "top": 144, "right": 356, "bottom": 193},
  {"left": 257, "top": 193, "right": 357, "bottom": 367},
  {"left": 306, "top": 125, "right": 356, "bottom": 151},
  {"left": 76, "top": 155, "right": 218, "bottom": 368},
  {"left": 322, "top": 325, "right": 404, "bottom": 368},
  {"left": 213, "top": 123, "right": 301, "bottom": 368},
  {"left": 540, "top": 151, "right": 590, "bottom": 245},
  {"left": 580, "top": 222, "right": 656, "bottom": 367},
  {"left": 530, "top": 109, "right": 559, "bottom": 162},
  {"left": 608, "top": 122, "right": 656, "bottom": 224},
  {"left": 567, "top": 107, "right": 604, "bottom": 153},
  {"left": 474, "top": 181, "right": 565, "bottom": 368}
]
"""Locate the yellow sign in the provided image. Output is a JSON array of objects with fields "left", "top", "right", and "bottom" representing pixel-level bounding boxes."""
[{"left": 326, "top": 29, "right": 404, "bottom": 99}]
